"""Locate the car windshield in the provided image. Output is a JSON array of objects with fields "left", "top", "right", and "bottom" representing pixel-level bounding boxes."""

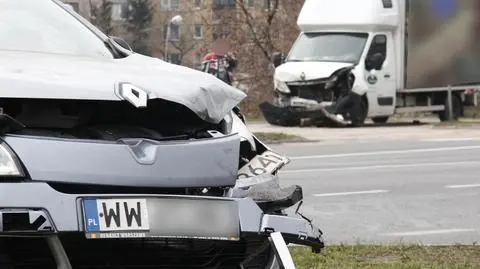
[
  {"left": 0, "top": 0, "right": 114, "bottom": 59},
  {"left": 287, "top": 32, "right": 368, "bottom": 63}
]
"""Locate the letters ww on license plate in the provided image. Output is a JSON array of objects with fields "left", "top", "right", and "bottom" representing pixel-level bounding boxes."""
[
  {"left": 83, "top": 198, "right": 150, "bottom": 238},
  {"left": 237, "top": 150, "right": 289, "bottom": 179}
]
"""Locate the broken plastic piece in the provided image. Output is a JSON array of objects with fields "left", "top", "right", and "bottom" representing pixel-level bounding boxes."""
[{"left": 229, "top": 174, "right": 303, "bottom": 211}]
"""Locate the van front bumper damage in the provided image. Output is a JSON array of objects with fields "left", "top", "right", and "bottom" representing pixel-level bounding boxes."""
[
  {"left": 0, "top": 182, "right": 324, "bottom": 269},
  {"left": 259, "top": 101, "right": 328, "bottom": 127},
  {"left": 260, "top": 100, "right": 349, "bottom": 127},
  {"left": 260, "top": 93, "right": 360, "bottom": 127}
]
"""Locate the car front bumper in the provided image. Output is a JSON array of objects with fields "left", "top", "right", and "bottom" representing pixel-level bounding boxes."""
[{"left": 0, "top": 182, "right": 324, "bottom": 268}]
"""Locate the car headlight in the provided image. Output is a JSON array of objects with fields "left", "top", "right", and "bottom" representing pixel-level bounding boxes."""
[
  {"left": 0, "top": 142, "right": 24, "bottom": 176},
  {"left": 223, "top": 111, "right": 234, "bottom": 134},
  {"left": 223, "top": 111, "right": 256, "bottom": 152},
  {"left": 274, "top": 79, "right": 290, "bottom": 94}
]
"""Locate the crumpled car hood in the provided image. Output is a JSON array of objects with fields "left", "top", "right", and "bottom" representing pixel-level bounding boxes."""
[{"left": 0, "top": 51, "right": 246, "bottom": 124}]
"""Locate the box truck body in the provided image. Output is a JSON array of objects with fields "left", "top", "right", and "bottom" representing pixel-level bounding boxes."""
[{"left": 260, "top": 0, "right": 480, "bottom": 126}]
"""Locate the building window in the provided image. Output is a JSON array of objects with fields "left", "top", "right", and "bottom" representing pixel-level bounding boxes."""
[
  {"left": 245, "top": 0, "right": 255, "bottom": 8},
  {"left": 165, "top": 24, "right": 181, "bottom": 41},
  {"left": 213, "top": 0, "right": 236, "bottom": 9},
  {"left": 161, "top": 0, "right": 180, "bottom": 10},
  {"left": 193, "top": 24, "right": 204, "bottom": 39},
  {"left": 111, "top": 3, "right": 124, "bottom": 21},
  {"left": 194, "top": 0, "right": 202, "bottom": 8},
  {"left": 263, "top": 0, "right": 277, "bottom": 10},
  {"left": 168, "top": 53, "right": 181, "bottom": 65}
]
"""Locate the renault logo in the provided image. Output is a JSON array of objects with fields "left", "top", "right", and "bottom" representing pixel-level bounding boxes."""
[
  {"left": 367, "top": 74, "right": 378, "bottom": 85},
  {"left": 116, "top": 82, "right": 148, "bottom": 108},
  {"left": 300, "top": 72, "right": 306, "bottom": 81}
]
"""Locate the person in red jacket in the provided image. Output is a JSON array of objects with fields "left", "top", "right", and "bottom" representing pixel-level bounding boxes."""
[
  {"left": 201, "top": 51, "right": 237, "bottom": 85},
  {"left": 202, "top": 52, "right": 220, "bottom": 62}
]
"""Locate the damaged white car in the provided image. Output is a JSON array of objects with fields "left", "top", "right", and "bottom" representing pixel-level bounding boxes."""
[{"left": 0, "top": 0, "right": 324, "bottom": 268}]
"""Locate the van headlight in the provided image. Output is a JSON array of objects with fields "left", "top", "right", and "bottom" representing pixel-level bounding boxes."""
[
  {"left": 325, "top": 76, "right": 338, "bottom": 88},
  {"left": 0, "top": 143, "right": 24, "bottom": 176},
  {"left": 275, "top": 79, "right": 290, "bottom": 94}
]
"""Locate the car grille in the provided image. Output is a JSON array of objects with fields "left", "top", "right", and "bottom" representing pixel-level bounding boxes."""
[
  {"left": 47, "top": 183, "right": 226, "bottom": 197},
  {"left": 0, "top": 234, "right": 271, "bottom": 269},
  {"left": 0, "top": 237, "right": 56, "bottom": 269},
  {"left": 289, "top": 84, "right": 334, "bottom": 102}
]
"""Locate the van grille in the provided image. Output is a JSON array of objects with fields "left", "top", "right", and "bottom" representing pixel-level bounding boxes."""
[{"left": 289, "top": 84, "right": 334, "bottom": 102}]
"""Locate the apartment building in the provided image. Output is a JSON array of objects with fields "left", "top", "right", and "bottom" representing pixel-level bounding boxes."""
[{"left": 60, "top": 0, "right": 288, "bottom": 69}]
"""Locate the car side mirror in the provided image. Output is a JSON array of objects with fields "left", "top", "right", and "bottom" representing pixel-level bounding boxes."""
[
  {"left": 272, "top": 52, "right": 285, "bottom": 68},
  {"left": 365, "top": 52, "right": 385, "bottom": 71},
  {"left": 110, "top": 36, "right": 133, "bottom": 52}
]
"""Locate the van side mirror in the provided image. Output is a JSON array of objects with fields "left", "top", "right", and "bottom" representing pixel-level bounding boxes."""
[
  {"left": 272, "top": 52, "right": 285, "bottom": 68},
  {"left": 110, "top": 36, "right": 133, "bottom": 52},
  {"left": 365, "top": 53, "right": 385, "bottom": 71}
]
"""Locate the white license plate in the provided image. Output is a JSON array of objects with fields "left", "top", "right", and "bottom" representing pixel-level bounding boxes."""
[
  {"left": 83, "top": 198, "right": 150, "bottom": 233},
  {"left": 237, "top": 150, "right": 289, "bottom": 179}
]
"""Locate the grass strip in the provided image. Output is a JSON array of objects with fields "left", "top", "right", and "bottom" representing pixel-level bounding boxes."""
[{"left": 291, "top": 244, "right": 480, "bottom": 269}]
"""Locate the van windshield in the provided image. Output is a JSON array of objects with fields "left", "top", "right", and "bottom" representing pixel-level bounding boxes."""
[
  {"left": 287, "top": 32, "right": 368, "bottom": 63},
  {"left": 0, "top": 0, "right": 114, "bottom": 59}
]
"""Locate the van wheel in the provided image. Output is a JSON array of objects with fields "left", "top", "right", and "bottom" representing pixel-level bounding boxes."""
[
  {"left": 438, "top": 93, "right": 462, "bottom": 121},
  {"left": 372, "top": 116, "right": 389, "bottom": 124}
]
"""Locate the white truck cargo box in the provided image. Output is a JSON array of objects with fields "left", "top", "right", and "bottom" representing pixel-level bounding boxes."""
[
  {"left": 261, "top": 0, "right": 480, "bottom": 127},
  {"left": 297, "top": 0, "right": 398, "bottom": 32}
]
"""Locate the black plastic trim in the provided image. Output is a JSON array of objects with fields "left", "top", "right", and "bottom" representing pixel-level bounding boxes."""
[{"left": 378, "top": 97, "right": 394, "bottom": 106}]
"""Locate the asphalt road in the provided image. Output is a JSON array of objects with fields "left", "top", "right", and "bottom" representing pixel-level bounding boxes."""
[{"left": 270, "top": 139, "right": 480, "bottom": 245}]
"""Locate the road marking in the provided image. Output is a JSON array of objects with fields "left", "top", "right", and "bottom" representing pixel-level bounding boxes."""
[
  {"left": 289, "top": 145, "right": 480, "bottom": 160},
  {"left": 422, "top": 138, "right": 480, "bottom": 142},
  {"left": 313, "top": 189, "right": 389, "bottom": 197},
  {"left": 445, "top": 183, "right": 480, "bottom": 189},
  {"left": 381, "top": 229, "right": 477, "bottom": 237},
  {"left": 281, "top": 161, "right": 480, "bottom": 174}
]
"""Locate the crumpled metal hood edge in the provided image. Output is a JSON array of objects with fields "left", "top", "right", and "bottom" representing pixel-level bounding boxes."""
[{"left": 0, "top": 51, "right": 247, "bottom": 124}]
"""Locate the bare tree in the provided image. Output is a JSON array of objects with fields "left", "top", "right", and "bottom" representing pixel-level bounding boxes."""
[
  {"left": 218, "top": 0, "right": 304, "bottom": 117},
  {"left": 124, "top": 0, "right": 155, "bottom": 56},
  {"left": 149, "top": 5, "right": 210, "bottom": 66},
  {"left": 89, "top": 0, "right": 114, "bottom": 35}
]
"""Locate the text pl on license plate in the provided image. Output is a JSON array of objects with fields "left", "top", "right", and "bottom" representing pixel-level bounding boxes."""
[{"left": 84, "top": 198, "right": 150, "bottom": 232}]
